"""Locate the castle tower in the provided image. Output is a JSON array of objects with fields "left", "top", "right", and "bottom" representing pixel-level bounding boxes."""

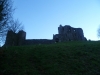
[
  {"left": 58, "top": 24, "right": 64, "bottom": 34},
  {"left": 17, "top": 30, "right": 26, "bottom": 45},
  {"left": 4, "top": 30, "right": 17, "bottom": 46},
  {"left": 53, "top": 25, "right": 87, "bottom": 42}
]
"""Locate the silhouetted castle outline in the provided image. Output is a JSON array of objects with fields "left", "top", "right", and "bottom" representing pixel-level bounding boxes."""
[{"left": 4, "top": 25, "right": 87, "bottom": 46}]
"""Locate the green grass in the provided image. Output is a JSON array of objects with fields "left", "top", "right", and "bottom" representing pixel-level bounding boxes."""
[{"left": 1, "top": 41, "right": 100, "bottom": 75}]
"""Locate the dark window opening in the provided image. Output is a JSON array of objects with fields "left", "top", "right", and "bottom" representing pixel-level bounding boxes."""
[{"left": 55, "top": 38, "right": 59, "bottom": 42}]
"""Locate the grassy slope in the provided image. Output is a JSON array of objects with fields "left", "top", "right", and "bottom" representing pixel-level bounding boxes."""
[{"left": 1, "top": 41, "right": 100, "bottom": 75}]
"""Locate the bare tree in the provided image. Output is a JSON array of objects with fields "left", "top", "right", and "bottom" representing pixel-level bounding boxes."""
[
  {"left": 0, "top": 0, "right": 14, "bottom": 33},
  {"left": 0, "top": 0, "right": 25, "bottom": 46},
  {"left": 8, "top": 19, "right": 24, "bottom": 33},
  {"left": 0, "top": 19, "right": 24, "bottom": 46},
  {"left": 97, "top": 25, "right": 100, "bottom": 38},
  {"left": 0, "top": 0, "right": 14, "bottom": 46}
]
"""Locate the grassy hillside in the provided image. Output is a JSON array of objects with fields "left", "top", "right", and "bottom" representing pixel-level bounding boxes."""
[{"left": 1, "top": 41, "right": 100, "bottom": 75}]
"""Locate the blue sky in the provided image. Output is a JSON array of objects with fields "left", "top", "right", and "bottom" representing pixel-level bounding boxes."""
[{"left": 13, "top": 0, "right": 100, "bottom": 40}]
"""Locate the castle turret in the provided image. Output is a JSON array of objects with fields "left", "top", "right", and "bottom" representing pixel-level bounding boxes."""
[
  {"left": 58, "top": 24, "right": 63, "bottom": 34},
  {"left": 17, "top": 30, "right": 26, "bottom": 45},
  {"left": 4, "top": 30, "right": 17, "bottom": 46}
]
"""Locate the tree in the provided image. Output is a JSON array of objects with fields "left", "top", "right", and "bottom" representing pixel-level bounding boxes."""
[
  {"left": 0, "top": 0, "right": 14, "bottom": 46},
  {"left": 8, "top": 19, "right": 24, "bottom": 33},
  {"left": 0, "top": 0, "right": 24, "bottom": 46},
  {"left": 0, "top": 0, "right": 14, "bottom": 33},
  {"left": 0, "top": 18, "right": 24, "bottom": 46},
  {"left": 97, "top": 25, "right": 100, "bottom": 38}
]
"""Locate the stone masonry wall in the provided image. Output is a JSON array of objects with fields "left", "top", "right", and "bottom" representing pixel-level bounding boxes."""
[
  {"left": 4, "top": 25, "right": 87, "bottom": 46},
  {"left": 4, "top": 30, "right": 54, "bottom": 46},
  {"left": 53, "top": 25, "right": 87, "bottom": 42},
  {"left": 4, "top": 30, "right": 26, "bottom": 46}
]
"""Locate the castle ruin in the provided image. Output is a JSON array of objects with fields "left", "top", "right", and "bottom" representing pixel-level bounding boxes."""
[
  {"left": 4, "top": 25, "right": 87, "bottom": 46},
  {"left": 4, "top": 30, "right": 26, "bottom": 46},
  {"left": 4, "top": 30, "right": 54, "bottom": 46},
  {"left": 53, "top": 25, "right": 87, "bottom": 42}
]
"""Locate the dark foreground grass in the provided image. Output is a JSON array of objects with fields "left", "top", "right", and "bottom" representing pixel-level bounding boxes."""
[{"left": 1, "top": 41, "right": 100, "bottom": 75}]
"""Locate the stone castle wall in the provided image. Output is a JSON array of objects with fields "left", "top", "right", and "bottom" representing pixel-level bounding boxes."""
[
  {"left": 4, "top": 30, "right": 26, "bottom": 46},
  {"left": 24, "top": 39, "right": 54, "bottom": 45},
  {"left": 4, "top": 30, "right": 54, "bottom": 46},
  {"left": 4, "top": 25, "right": 87, "bottom": 46},
  {"left": 53, "top": 25, "right": 87, "bottom": 42}
]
